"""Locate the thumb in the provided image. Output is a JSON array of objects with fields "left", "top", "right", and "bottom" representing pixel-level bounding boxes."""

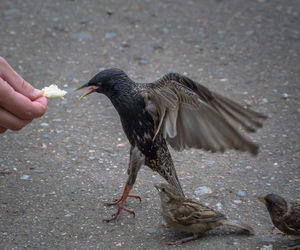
[
  {"left": 0, "top": 57, "right": 42, "bottom": 101},
  {"left": 20, "top": 80, "right": 43, "bottom": 101}
]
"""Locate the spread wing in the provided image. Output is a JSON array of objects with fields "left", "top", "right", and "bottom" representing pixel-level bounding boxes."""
[
  {"left": 171, "top": 199, "right": 225, "bottom": 225},
  {"left": 144, "top": 73, "right": 267, "bottom": 155}
]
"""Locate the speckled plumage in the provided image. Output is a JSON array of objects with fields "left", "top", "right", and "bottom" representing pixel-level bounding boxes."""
[
  {"left": 77, "top": 68, "right": 266, "bottom": 222},
  {"left": 155, "top": 183, "right": 253, "bottom": 245},
  {"left": 259, "top": 194, "right": 300, "bottom": 235}
]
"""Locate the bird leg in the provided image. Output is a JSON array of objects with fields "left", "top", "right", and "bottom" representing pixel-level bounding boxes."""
[
  {"left": 272, "top": 226, "right": 286, "bottom": 235},
  {"left": 168, "top": 233, "right": 199, "bottom": 245},
  {"left": 103, "top": 184, "right": 136, "bottom": 222},
  {"left": 107, "top": 192, "right": 141, "bottom": 206},
  {"left": 103, "top": 146, "right": 144, "bottom": 223}
]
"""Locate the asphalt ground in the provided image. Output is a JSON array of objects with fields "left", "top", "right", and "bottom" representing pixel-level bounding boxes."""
[{"left": 1, "top": 0, "right": 299, "bottom": 249}]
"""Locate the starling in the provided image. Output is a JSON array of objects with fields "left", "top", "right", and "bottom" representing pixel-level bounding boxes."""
[
  {"left": 258, "top": 194, "right": 300, "bottom": 235},
  {"left": 77, "top": 68, "right": 266, "bottom": 222},
  {"left": 155, "top": 183, "right": 253, "bottom": 245}
]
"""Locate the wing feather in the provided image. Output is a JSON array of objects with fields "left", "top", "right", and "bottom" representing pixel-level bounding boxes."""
[
  {"left": 144, "top": 73, "right": 266, "bottom": 155},
  {"left": 172, "top": 199, "right": 225, "bottom": 225}
]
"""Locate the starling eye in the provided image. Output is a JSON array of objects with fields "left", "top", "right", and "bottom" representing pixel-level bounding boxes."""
[{"left": 161, "top": 188, "right": 165, "bottom": 192}]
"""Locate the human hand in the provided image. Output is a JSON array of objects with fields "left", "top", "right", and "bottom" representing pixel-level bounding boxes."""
[{"left": 0, "top": 57, "right": 47, "bottom": 133}]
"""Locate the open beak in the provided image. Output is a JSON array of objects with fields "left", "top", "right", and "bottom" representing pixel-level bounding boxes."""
[
  {"left": 257, "top": 197, "right": 266, "bottom": 205},
  {"left": 75, "top": 83, "right": 98, "bottom": 100}
]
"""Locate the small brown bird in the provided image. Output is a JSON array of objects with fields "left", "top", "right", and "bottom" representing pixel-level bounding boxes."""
[
  {"left": 77, "top": 69, "right": 266, "bottom": 222},
  {"left": 155, "top": 183, "right": 253, "bottom": 245},
  {"left": 258, "top": 194, "right": 300, "bottom": 235}
]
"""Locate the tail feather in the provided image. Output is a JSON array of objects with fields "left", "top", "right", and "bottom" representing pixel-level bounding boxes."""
[
  {"left": 168, "top": 168, "right": 184, "bottom": 197},
  {"left": 221, "top": 219, "right": 254, "bottom": 234}
]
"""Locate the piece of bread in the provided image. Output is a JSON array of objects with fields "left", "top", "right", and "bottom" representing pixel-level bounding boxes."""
[{"left": 42, "top": 85, "right": 67, "bottom": 98}]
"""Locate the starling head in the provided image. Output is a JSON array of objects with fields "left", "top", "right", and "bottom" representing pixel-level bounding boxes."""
[
  {"left": 76, "top": 68, "right": 129, "bottom": 99},
  {"left": 154, "top": 183, "right": 183, "bottom": 204},
  {"left": 258, "top": 193, "right": 288, "bottom": 216}
]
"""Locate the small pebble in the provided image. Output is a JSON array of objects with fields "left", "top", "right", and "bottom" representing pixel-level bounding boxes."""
[
  {"left": 206, "top": 160, "right": 215, "bottom": 166},
  {"left": 70, "top": 32, "right": 90, "bottom": 40},
  {"left": 233, "top": 199, "right": 242, "bottom": 204},
  {"left": 237, "top": 190, "right": 246, "bottom": 197},
  {"left": 162, "top": 27, "right": 168, "bottom": 33},
  {"left": 34, "top": 169, "right": 45, "bottom": 174},
  {"left": 40, "top": 122, "right": 49, "bottom": 127},
  {"left": 260, "top": 245, "right": 273, "bottom": 250},
  {"left": 42, "top": 134, "right": 51, "bottom": 139},
  {"left": 0, "top": 157, "right": 4, "bottom": 163},
  {"left": 195, "top": 186, "right": 212, "bottom": 195},
  {"left": 145, "top": 227, "right": 156, "bottom": 234},
  {"left": 139, "top": 59, "right": 147, "bottom": 65},
  {"left": 282, "top": 93, "right": 289, "bottom": 99},
  {"left": 216, "top": 202, "right": 222, "bottom": 210},
  {"left": 220, "top": 78, "right": 228, "bottom": 82},
  {"left": 20, "top": 175, "right": 29, "bottom": 180},
  {"left": 64, "top": 212, "right": 74, "bottom": 217},
  {"left": 0, "top": 166, "right": 10, "bottom": 175},
  {"left": 4, "top": 9, "right": 18, "bottom": 16},
  {"left": 105, "top": 32, "right": 117, "bottom": 39},
  {"left": 246, "top": 30, "right": 253, "bottom": 36}
]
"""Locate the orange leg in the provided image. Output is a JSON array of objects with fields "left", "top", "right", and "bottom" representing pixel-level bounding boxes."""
[{"left": 103, "top": 184, "right": 141, "bottom": 223}]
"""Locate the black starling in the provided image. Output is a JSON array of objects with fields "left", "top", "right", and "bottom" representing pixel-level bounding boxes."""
[
  {"left": 77, "top": 68, "right": 266, "bottom": 222},
  {"left": 258, "top": 194, "right": 300, "bottom": 235},
  {"left": 155, "top": 183, "right": 253, "bottom": 245}
]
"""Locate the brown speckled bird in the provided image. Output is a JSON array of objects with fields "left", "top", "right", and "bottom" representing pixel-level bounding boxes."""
[
  {"left": 155, "top": 183, "right": 254, "bottom": 245},
  {"left": 258, "top": 194, "right": 300, "bottom": 235},
  {"left": 77, "top": 68, "right": 266, "bottom": 222}
]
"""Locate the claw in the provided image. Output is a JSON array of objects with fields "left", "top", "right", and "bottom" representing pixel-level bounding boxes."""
[
  {"left": 107, "top": 194, "right": 141, "bottom": 206},
  {"left": 103, "top": 205, "right": 135, "bottom": 223},
  {"left": 103, "top": 184, "right": 141, "bottom": 222}
]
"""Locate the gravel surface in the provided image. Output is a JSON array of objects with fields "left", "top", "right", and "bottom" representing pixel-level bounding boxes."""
[{"left": 1, "top": 0, "right": 299, "bottom": 249}]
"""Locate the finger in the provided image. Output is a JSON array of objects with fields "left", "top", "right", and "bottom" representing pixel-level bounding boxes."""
[
  {"left": 0, "top": 57, "right": 42, "bottom": 101},
  {"left": 0, "top": 126, "right": 7, "bottom": 133},
  {"left": 0, "top": 78, "right": 47, "bottom": 120},
  {"left": 0, "top": 106, "right": 31, "bottom": 131}
]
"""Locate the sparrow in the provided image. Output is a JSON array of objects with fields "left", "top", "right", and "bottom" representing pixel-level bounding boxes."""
[
  {"left": 155, "top": 183, "right": 254, "bottom": 245},
  {"left": 258, "top": 194, "right": 300, "bottom": 235},
  {"left": 76, "top": 68, "right": 266, "bottom": 222}
]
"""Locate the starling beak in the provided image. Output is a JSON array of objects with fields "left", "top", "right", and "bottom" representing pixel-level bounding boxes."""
[
  {"left": 77, "top": 68, "right": 266, "bottom": 222},
  {"left": 257, "top": 196, "right": 267, "bottom": 205},
  {"left": 259, "top": 194, "right": 300, "bottom": 235},
  {"left": 76, "top": 83, "right": 99, "bottom": 99},
  {"left": 155, "top": 183, "right": 253, "bottom": 245}
]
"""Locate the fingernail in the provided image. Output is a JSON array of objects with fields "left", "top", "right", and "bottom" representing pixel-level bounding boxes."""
[{"left": 33, "top": 89, "right": 42, "bottom": 98}]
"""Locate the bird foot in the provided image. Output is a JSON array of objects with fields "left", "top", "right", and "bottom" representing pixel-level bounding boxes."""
[
  {"left": 103, "top": 205, "right": 135, "bottom": 223},
  {"left": 160, "top": 223, "right": 170, "bottom": 228},
  {"left": 167, "top": 235, "right": 197, "bottom": 245},
  {"left": 106, "top": 194, "right": 141, "bottom": 206},
  {"left": 272, "top": 227, "right": 286, "bottom": 235}
]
